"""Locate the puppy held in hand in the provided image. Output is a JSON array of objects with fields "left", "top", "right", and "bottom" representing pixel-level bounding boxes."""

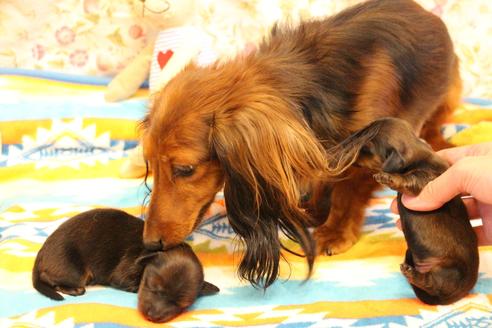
[
  {"left": 33, "top": 208, "right": 219, "bottom": 308},
  {"left": 329, "top": 118, "right": 479, "bottom": 305},
  {"left": 138, "top": 243, "right": 219, "bottom": 323}
]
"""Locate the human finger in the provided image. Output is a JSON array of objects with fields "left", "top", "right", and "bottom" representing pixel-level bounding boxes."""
[
  {"left": 395, "top": 218, "right": 402, "bottom": 230},
  {"left": 401, "top": 167, "right": 460, "bottom": 211},
  {"left": 437, "top": 142, "right": 492, "bottom": 164},
  {"left": 390, "top": 198, "right": 399, "bottom": 214},
  {"left": 479, "top": 203, "right": 492, "bottom": 246},
  {"left": 403, "top": 156, "right": 492, "bottom": 210},
  {"left": 462, "top": 196, "right": 480, "bottom": 219},
  {"left": 475, "top": 224, "right": 492, "bottom": 246}
]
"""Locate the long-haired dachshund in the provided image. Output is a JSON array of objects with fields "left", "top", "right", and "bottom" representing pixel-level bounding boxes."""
[
  {"left": 141, "top": 0, "right": 462, "bottom": 288},
  {"left": 327, "top": 118, "right": 479, "bottom": 305},
  {"left": 33, "top": 208, "right": 219, "bottom": 309}
]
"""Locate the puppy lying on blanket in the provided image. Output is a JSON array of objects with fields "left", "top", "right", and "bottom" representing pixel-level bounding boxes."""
[
  {"left": 329, "top": 118, "right": 479, "bottom": 305},
  {"left": 138, "top": 243, "right": 219, "bottom": 322},
  {"left": 32, "top": 208, "right": 219, "bottom": 319}
]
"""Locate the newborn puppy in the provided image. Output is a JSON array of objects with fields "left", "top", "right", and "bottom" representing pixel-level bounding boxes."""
[
  {"left": 138, "top": 243, "right": 220, "bottom": 323},
  {"left": 377, "top": 176, "right": 478, "bottom": 305},
  {"left": 33, "top": 208, "right": 219, "bottom": 308},
  {"left": 329, "top": 117, "right": 479, "bottom": 305},
  {"left": 33, "top": 208, "right": 150, "bottom": 300}
]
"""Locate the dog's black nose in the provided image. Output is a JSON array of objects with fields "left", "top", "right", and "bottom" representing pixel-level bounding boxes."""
[{"left": 144, "top": 239, "right": 164, "bottom": 251}]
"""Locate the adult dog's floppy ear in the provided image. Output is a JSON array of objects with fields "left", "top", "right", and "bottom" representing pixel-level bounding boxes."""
[
  {"left": 210, "top": 102, "right": 326, "bottom": 288},
  {"left": 212, "top": 103, "right": 328, "bottom": 207}
]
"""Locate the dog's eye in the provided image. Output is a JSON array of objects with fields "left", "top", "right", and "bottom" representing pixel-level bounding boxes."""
[{"left": 172, "top": 165, "right": 196, "bottom": 177}]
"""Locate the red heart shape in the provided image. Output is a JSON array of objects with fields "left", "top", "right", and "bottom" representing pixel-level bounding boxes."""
[{"left": 157, "top": 50, "right": 174, "bottom": 70}]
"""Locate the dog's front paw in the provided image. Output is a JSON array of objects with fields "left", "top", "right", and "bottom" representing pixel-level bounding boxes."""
[
  {"left": 123, "top": 285, "right": 139, "bottom": 293},
  {"left": 314, "top": 226, "right": 358, "bottom": 256},
  {"left": 374, "top": 172, "right": 416, "bottom": 194}
]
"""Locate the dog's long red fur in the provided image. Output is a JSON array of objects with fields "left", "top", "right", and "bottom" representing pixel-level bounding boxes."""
[{"left": 142, "top": 0, "right": 462, "bottom": 288}]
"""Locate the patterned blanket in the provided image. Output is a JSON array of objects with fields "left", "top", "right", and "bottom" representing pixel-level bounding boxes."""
[{"left": 1, "top": 71, "right": 492, "bottom": 328}]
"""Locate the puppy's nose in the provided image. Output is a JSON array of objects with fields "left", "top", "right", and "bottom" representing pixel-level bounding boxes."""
[{"left": 144, "top": 239, "right": 164, "bottom": 251}]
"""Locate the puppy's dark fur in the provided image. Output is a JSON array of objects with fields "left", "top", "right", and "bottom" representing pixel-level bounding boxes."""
[
  {"left": 32, "top": 208, "right": 219, "bottom": 311},
  {"left": 328, "top": 118, "right": 479, "bottom": 305},
  {"left": 138, "top": 243, "right": 219, "bottom": 323},
  {"left": 32, "top": 209, "right": 150, "bottom": 300}
]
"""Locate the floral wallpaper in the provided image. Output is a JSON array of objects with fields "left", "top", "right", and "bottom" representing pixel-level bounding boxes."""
[
  {"left": 1, "top": 0, "right": 491, "bottom": 98},
  {"left": 0, "top": 0, "right": 154, "bottom": 76}
]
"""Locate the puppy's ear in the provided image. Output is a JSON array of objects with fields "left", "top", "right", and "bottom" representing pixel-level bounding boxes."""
[
  {"left": 199, "top": 281, "right": 220, "bottom": 296},
  {"left": 136, "top": 252, "right": 159, "bottom": 266},
  {"left": 210, "top": 103, "right": 321, "bottom": 288}
]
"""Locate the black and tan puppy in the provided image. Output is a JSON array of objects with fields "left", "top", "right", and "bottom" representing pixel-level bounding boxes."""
[
  {"left": 138, "top": 243, "right": 219, "bottom": 323},
  {"left": 328, "top": 118, "right": 479, "bottom": 305},
  {"left": 32, "top": 208, "right": 219, "bottom": 310}
]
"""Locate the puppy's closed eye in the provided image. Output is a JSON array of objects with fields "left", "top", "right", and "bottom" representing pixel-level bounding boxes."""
[{"left": 145, "top": 273, "right": 164, "bottom": 290}]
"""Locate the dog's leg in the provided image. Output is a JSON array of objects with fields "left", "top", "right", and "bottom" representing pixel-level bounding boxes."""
[
  {"left": 303, "top": 181, "right": 333, "bottom": 227},
  {"left": 109, "top": 259, "right": 143, "bottom": 292},
  {"left": 419, "top": 103, "right": 454, "bottom": 151},
  {"left": 314, "top": 168, "right": 379, "bottom": 255},
  {"left": 40, "top": 267, "right": 89, "bottom": 297},
  {"left": 48, "top": 274, "right": 87, "bottom": 296},
  {"left": 420, "top": 58, "right": 462, "bottom": 151}
]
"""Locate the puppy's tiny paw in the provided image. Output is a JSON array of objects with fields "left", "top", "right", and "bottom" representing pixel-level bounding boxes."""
[
  {"left": 375, "top": 172, "right": 413, "bottom": 194},
  {"left": 57, "top": 286, "right": 86, "bottom": 296},
  {"left": 373, "top": 172, "right": 401, "bottom": 190},
  {"left": 400, "top": 263, "right": 414, "bottom": 276},
  {"left": 125, "top": 286, "right": 139, "bottom": 293},
  {"left": 373, "top": 172, "right": 391, "bottom": 185}
]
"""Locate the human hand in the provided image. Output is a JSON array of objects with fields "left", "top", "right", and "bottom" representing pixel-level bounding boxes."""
[{"left": 391, "top": 142, "right": 492, "bottom": 246}]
